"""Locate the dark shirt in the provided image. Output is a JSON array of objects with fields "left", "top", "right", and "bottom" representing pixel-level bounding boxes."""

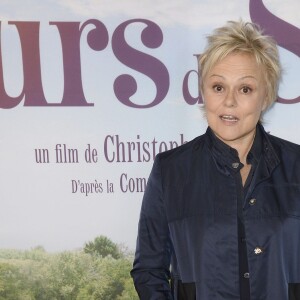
[{"left": 239, "top": 129, "right": 262, "bottom": 300}]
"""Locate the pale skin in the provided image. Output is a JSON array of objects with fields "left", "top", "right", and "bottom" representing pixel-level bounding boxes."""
[{"left": 202, "top": 52, "right": 267, "bottom": 185}]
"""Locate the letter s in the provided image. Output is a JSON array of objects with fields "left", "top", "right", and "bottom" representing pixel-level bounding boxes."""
[
  {"left": 249, "top": 0, "right": 300, "bottom": 104},
  {"left": 112, "top": 19, "right": 170, "bottom": 108}
]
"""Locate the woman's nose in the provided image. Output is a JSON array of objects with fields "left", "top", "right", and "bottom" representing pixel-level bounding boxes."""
[{"left": 224, "top": 89, "right": 237, "bottom": 107}]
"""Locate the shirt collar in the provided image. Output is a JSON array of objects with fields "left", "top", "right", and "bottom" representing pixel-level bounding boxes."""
[{"left": 205, "top": 124, "right": 263, "bottom": 174}]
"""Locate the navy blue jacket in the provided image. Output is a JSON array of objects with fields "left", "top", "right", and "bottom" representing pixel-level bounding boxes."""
[{"left": 131, "top": 124, "right": 300, "bottom": 300}]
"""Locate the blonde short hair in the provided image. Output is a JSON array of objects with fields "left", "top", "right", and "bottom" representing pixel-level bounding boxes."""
[{"left": 199, "top": 20, "right": 281, "bottom": 110}]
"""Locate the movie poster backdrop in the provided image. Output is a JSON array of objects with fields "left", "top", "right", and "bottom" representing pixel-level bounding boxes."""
[{"left": 0, "top": 0, "right": 299, "bottom": 253}]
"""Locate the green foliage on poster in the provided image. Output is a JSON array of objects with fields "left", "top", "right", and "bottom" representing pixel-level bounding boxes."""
[
  {"left": 84, "top": 235, "right": 123, "bottom": 259},
  {"left": 0, "top": 237, "right": 138, "bottom": 300}
]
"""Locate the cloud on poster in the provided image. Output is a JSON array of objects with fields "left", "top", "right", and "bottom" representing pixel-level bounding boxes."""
[
  {"left": 57, "top": 0, "right": 249, "bottom": 28},
  {"left": 0, "top": 0, "right": 298, "bottom": 29}
]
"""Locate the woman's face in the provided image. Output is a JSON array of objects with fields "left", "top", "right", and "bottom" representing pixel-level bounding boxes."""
[{"left": 202, "top": 52, "right": 267, "bottom": 148}]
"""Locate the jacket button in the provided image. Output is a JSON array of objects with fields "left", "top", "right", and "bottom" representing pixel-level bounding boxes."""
[
  {"left": 254, "top": 247, "right": 263, "bottom": 255},
  {"left": 232, "top": 162, "right": 239, "bottom": 169},
  {"left": 243, "top": 272, "right": 250, "bottom": 279},
  {"left": 249, "top": 198, "right": 256, "bottom": 205}
]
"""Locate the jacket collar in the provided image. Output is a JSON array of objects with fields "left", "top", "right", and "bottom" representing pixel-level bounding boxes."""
[
  {"left": 203, "top": 123, "right": 280, "bottom": 177},
  {"left": 258, "top": 123, "right": 280, "bottom": 179}
]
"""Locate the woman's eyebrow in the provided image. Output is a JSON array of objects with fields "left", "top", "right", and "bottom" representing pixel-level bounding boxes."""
[
  {"left": 239, "top": 75, "right": 258, "bottom": 81},
  {"left": 209, "top": 74, "right": 225, "bottom": 79},
  {"left": 208, "top": 74, "right": 258, "bottom": 81}
]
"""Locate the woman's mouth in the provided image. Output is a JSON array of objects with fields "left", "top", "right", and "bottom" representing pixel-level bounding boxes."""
[{"left": 219, "top": 115, "right": 239, "bottom": 122}]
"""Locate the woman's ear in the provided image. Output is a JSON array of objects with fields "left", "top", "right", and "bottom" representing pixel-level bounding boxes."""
[
  {"left": 261, "top": 90, "right": 268, "bottom": 112},
  {"left": 199, "top": 83, "right": 205, "bottom": 105},
  {"left": 201, "top": 93, "right": 205, "bottom": 105},
  {"left": 262, "top": 99, "right": 267, "bottom": 112}
]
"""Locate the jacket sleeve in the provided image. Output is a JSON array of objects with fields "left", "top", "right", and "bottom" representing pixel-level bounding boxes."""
[{"left": 131, "top": 156, "right": 173, "bottom": 300}]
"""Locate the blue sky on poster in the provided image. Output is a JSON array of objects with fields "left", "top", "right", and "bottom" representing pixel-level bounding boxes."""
[{"left": 0, "top": 0, "right": 299, "bottom": 252}]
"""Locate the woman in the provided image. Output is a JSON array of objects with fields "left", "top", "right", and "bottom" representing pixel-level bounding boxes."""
[{"left": 131, "top": 20, "right": 300, "bottom": 300}]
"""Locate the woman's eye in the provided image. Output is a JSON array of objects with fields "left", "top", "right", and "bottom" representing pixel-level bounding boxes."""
[
  {"left": 241, "top": 86, "right": 252, "bottom": 94},
  {"left": 213, "top": 85, "right": 223, "bottom": 92}
]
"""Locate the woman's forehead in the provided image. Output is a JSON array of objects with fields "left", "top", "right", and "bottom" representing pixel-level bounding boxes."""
[{"left": 205, "top": 52, "right": 264, "bottom": 79}]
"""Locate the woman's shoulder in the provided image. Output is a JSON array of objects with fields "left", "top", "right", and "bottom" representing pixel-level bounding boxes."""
[
  {"left": 157, "top": 133, "right": 206, "bottom": 163},
  {"left": 267, "top": 133, "right": 300, "bottom": 166},
  {"left": 268, "top": 133, "right": 300, "bottom": 154}
]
